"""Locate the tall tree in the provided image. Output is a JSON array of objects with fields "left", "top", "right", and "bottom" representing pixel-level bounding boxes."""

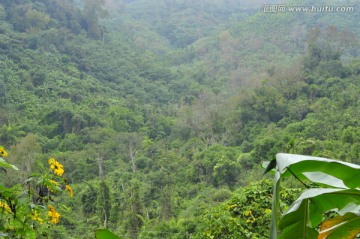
[{"left": 81, "top": 0, "right": 108, "bottom": 38}]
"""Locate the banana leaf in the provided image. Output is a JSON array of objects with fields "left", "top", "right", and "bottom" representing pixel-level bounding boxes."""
[
  {"left": 264, "top": 153, "right": 360, "bottom": 239},
  {"left": 95, "top": 229, "right": 121, "bottom": 239}
]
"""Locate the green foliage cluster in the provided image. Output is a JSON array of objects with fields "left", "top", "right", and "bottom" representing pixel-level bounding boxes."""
[
  {"left": 192, "top": 180, "right": 300, "bottom": 239},
  {"left": 0, "top": 0, "right": 359, "bottom": 238}
]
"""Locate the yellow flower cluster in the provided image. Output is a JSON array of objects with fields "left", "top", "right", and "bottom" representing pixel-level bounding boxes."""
[
  {"left": 65, "top": 184, "right": 74, "bottom": 197},
  {"left": 0, "top": 201, "right": 11, "bottom": 214},
  {"left": 48, "top": 158, "right": 64, "bottom": 176},
  {"left": 32, "top": 210, "right": 43, "bottom": 224},
  {"left": 0, "top": 146, "right": 8, "bottom": 157},
  {"left": 47, "top": 205, "right": 61, "bottom": 224}
]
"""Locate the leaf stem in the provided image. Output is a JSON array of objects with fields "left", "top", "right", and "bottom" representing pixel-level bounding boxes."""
[{"left": 287, "top": 167, "right": 310, "bottom": 189}]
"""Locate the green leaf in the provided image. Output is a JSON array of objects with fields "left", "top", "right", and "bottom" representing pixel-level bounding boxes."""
[
  {"left": 319, "top": 213, "right": 360, "bottom": 239},
  {"left": 279, "top": 189, "right": 360, "bottom": 238},
  {"left": 263, "top": 160, "right": 277, "bottom": 175},
  {"left": 24, "top": 229, "right": 37, "bottom": 239},
  {"left": 0, "top": 158, "right": 18, "bottom": 170},
  {"left": 95, "top": 229, "right": 121, "bottom": 239},
  {"left": 278, "top": 198, "right": 318, "bottom": 239},
  {"left": 269, "top": 153, "right": 360, "bottom": 189}
]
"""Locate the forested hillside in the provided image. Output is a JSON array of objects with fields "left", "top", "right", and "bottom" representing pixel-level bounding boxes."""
[{"left": 0, "top": 0, "right": 359, "bottom": 238}]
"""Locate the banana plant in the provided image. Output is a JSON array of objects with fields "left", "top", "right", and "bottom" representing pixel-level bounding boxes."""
[{"left": 263, "top": 153, "right": 360, "bottom": 239}]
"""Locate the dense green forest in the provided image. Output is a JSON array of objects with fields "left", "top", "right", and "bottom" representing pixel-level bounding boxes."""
[{"left": 0, "top": 0, "right": 360, "bottom": 238}]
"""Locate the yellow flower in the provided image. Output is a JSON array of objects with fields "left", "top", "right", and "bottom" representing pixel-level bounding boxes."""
[
  {"left": 48, "top": 158, "right": 56, "bottom": 165},
  {"left": 48, "top": 205, "right": 61, "bottom": 224},
  {"left": 0, "top": 146, "right": 8, "bottom": 157},
  {"left": 32, "top": 210, "right": 43, "bottom": 224},
  {"left": 48, "top": 158, "right": 64, "bottom": 176},
  {"left": 0, "top": 201, "right": 11, "bottom": 214},
  {"left": 65, "top": 184, "right": 74, "bottom": 197}
]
